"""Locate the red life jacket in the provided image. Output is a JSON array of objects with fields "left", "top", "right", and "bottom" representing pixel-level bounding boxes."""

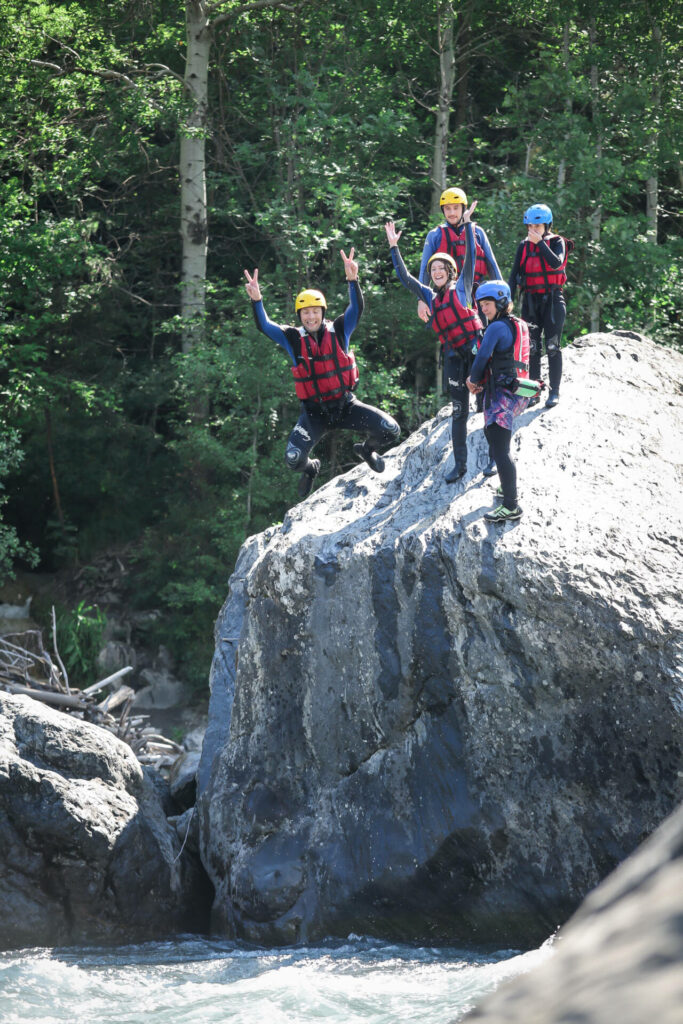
[
  {"left": 518, "top": 235, "right": 569, "bottom": 293},
  {"left": 430, "top": 285, "right": 483, "bottom": 352},
  {"left": 436, "top": 224, "right": 490, "bottom": 286},
  {"left": 488, "top": 315, "right": 530, "bottom": 384},
  {"left": 291, "top": 323, "right": 359, "bottom": 403}
]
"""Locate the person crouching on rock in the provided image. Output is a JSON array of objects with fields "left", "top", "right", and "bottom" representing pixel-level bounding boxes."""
[
  {"left": 385, "top": 203, "right": 484, "bottom": 483},
  {"left": 244, "top": 249, "right": 401, "bottom": 499},
  {"left": 466, "top": 280, "right": 531, "bottom": 524}
]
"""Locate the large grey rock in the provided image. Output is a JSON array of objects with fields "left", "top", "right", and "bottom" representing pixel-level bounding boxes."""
[
  {"left": 0, "top": 693, "right": 211, "bottom": 950},
  {"left": 464, "top": 801, "right": 683, "bottom": 1024},
  {"left": 199, "top": 332, "right": 683, "bottom": 946}
]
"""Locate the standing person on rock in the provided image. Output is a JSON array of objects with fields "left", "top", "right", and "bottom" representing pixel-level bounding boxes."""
[
  {"left": 467, "top": 280, "right": 532, "bottom": 524},
  {"left": 508, "top": 203, "right": 572, "bottom": 409},
  {"left": 385, "top": 201, "right": 486, "bottom": 483},
  {"left": 417, "top": 186, "right": 502, "bottom": 325},
  {"left": 244, "top": 249, "right": 400, "bottom": 499}
]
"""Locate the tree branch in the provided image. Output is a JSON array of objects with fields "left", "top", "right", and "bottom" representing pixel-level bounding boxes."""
[{"left": 208, "top": 0, "right": 303, "bottom": 30}]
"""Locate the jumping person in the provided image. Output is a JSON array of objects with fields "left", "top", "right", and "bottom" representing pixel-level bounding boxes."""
[
  {"left": 244, "top": 249, "right": 400, "bottom": 499},
  {"left": 385, "top": 202, "right": 484, "bottom": 483},
  {"left": 508, "top": 203, "right": 571, "bottom": 409},
  {"left": 466, "top": 280, "right": 531, "bottom": 523},
  {"left": 417, "top": 186, "right": 501, "bottom": 325}
]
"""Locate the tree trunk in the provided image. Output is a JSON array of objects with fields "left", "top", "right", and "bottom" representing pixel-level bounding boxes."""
[
  {"left": 180, "top": 1, "right": 211, "bottom": 353},
  {"left": 429, "top": 1, "right": 456, "bottom": 397},
  {"left": 557, "top": 22, "right": 571, "bottom": 188},
  {"left": 645, "top": 21, "right": 662, "bottom": 244},
  {"left": 429, "top": 0, "right": 455, "bottom": 220},
  {"left": 589, "top": 18, "right": 602, "bottom": 333}
]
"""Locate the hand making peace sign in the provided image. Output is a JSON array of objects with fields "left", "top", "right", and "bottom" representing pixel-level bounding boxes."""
[
  {"left": 340, "top": 247, "right": 358, "bottom": 281},
  {"left": 243, "top": 268, "right": 262, "bottom": 302}
]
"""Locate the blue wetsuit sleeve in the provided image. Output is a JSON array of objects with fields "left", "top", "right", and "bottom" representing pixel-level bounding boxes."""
[
  {"left": 418, "top": 227, "right": 443, "bottom": 285},
  {"left": 251, "top": 299, "right": 297, "bottom": 365},
  {"left": 508, "top": 242, "right": 524, "bottom": 299},
  {"left": 469, "top": 320, "right": 513, "bottom": 384},
  {"left": 336, "top": 280, "right": 363, "bottom": 352},
  {"left": 391, "top": 246, "right": 434, "bottom": 308},
  {"left": 475, "top": 225, "right": 502, "bottom": 280}
]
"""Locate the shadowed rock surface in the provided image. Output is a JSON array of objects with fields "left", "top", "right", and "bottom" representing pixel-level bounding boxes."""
[
  {"left": 199, "top": 332, "right": 683, "bottom": 946},
  {"left": 0, "top": 693, "right": 212, "bottom": 950},
  {"left": 463, "top": 800, "right": 683, "bottom": 1024}
]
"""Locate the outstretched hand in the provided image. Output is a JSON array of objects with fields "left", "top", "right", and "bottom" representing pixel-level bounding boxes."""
[
  {"left": 244, "top": 268, "right": 261, "bottom": 301},
  {"left": 340, "top": 247, "right": 358, "bottom": 281},
  {"left": 384, "top": 221, "right": 402, "bottom": 247},
  {"left": 462, "top": 200, "right": 478, "bottom": 224},
  {"left": 417, "top": 300, "right": 430, "bottom": 323}
]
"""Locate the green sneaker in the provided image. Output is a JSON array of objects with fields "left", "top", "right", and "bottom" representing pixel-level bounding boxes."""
[{"left": 485, "top": 504, "right": 523, "bottom": 523}]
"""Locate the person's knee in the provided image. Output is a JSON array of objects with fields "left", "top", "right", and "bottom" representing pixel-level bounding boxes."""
[
  {"left": 285, "top": 443, "right": 306, "bottom": 471},
  {"left": 379, "top": 414, "right": 400, "bottom": 443},
  {"left": 546, "top": 334, "right": 561, "bottom": 353}
]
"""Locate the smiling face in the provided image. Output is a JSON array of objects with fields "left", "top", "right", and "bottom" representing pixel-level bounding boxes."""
[
  {"left": 442, "top": 203, "right": 464, "bottom": 226},
  {"left": 299, "top": 306, "right": 324, "bottom": 332},
  {"left": 429, "top": 259, "right": 452, "bottom": 289}
]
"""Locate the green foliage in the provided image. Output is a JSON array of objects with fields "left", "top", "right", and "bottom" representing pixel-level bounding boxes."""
[
  {"left": 0, "top": 0, "right": 680, "bottom": 695},
  {"left": 54, "top": 600, "right": 107, "bottom": 687}
]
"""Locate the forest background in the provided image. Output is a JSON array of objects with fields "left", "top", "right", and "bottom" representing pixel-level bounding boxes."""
[{"left": 0, "top": 0, "right": 680, "bottom": 694}]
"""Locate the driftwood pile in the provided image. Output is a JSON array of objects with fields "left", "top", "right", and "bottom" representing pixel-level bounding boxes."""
[{"left": 0, "top": 629, "right": 184, "bottom": 775}]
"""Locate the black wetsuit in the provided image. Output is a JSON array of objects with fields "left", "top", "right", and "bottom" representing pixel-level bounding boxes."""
[{"left": 508, "top": 235, "right": 567, "bottom": 393}]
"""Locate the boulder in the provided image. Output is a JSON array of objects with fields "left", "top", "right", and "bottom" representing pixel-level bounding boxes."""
[
  {"left": 198, "top": 332, "right": 683, "bottom": 946},
  {"left": 463, "top": 801, "right": 683, "bottom": 1024},
  {"left": 0, "top": 693, "right": 212, "bottom": 950}
]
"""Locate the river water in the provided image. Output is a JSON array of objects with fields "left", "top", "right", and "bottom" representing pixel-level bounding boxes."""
[{"left": 0, "top": 934, "right": 553, "bottom": 1024}]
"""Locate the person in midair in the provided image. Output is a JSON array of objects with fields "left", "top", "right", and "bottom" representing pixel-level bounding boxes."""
[
  {"left": 466, "top": 280, "right": 531, "bottom": 523},
  {"left": 244, "top": 249, "right": 400, "bottom": 499},
  {"left": 508, "top": 203, "right": 571, "bottom": 409},
  {"left": 385, "top": 201, "right": 485, "bottom": 483}
]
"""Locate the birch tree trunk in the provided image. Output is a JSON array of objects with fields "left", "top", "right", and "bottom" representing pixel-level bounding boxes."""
[
  {"left": 180, "top": 1, "right": 211, "bottom": 353},
  {"left": 429, "top": 1, "right": 456, "bottom": 396},
  {"left": 557, "top": 22, "right": 571, "bottom": 189},
  {"left": 589, "top": 18, "right": 603, "bottom": 333},
  {"left": 429, "top": 0, "right": 455, "bottom": 219},
  {"left": 645, "top": 21, "right": 662, "bottom": 244}
]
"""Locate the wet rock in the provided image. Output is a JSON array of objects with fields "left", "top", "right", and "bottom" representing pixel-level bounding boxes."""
[
  {"left": 464, "top": 801, "right": 683, "bottom": 1024},
  {"left": 0, "top": 693, "right": 212, "bottom": 950},
  {"left": 199, "top": 333, "right": 682, "bottom": 947}
]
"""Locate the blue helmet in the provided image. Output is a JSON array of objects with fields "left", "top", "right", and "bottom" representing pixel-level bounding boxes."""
[
  {"left": 524, "top": 203, "right": 553, "bottom": 225},
  {"left": 476, "top": 279, "right": 511, "bottom": 311}
]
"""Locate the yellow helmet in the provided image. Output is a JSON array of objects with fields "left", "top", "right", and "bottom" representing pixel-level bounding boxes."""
[
  {"left": 439, "top": 187, "right": 467, "bottom": 208},
  {"left": 427, "top": 252, "right": 459, "bottom": 276},
  {"left": 295, "top": 289, "right": 327, "bottom": 313}
]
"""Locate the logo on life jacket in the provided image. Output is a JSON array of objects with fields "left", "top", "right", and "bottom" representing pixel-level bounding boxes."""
[
  {"left": 291, "top": 323, "right": 359, "bottom": 403},
  {"left": 437, "top": 224, "right": 490, "bottom": 286},
  {"left": 430, "top": 285, "right": 483, "bottom": 352},
  {"left": 518, "top": 235, "right": 571, "bottom": 293}
]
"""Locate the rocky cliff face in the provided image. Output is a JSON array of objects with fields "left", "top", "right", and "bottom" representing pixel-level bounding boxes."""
[
  {"left": 199, "top": 332, "right": 683, "bottom": 946},
  {"left": 464, "top": 800, "right": 683, "bottom": 1024},
  {"left": 0, "top": 693, "right": 210, "bottom": 950}
]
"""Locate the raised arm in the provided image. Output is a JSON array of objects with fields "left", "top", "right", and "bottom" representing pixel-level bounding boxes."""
[
  {"left": 385, "top": 222, "right": 434, "bottom": 307},
  {"left": 338, "top": 248, "right": 363, "bottom": 349},
  {"left": 243, "top": 267, "right": 296, "bottom": 363}
]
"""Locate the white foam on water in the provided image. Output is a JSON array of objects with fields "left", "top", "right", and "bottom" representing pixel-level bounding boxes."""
[{"left": 0, "top": 935, "right": 555, "bottom": 1024}]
